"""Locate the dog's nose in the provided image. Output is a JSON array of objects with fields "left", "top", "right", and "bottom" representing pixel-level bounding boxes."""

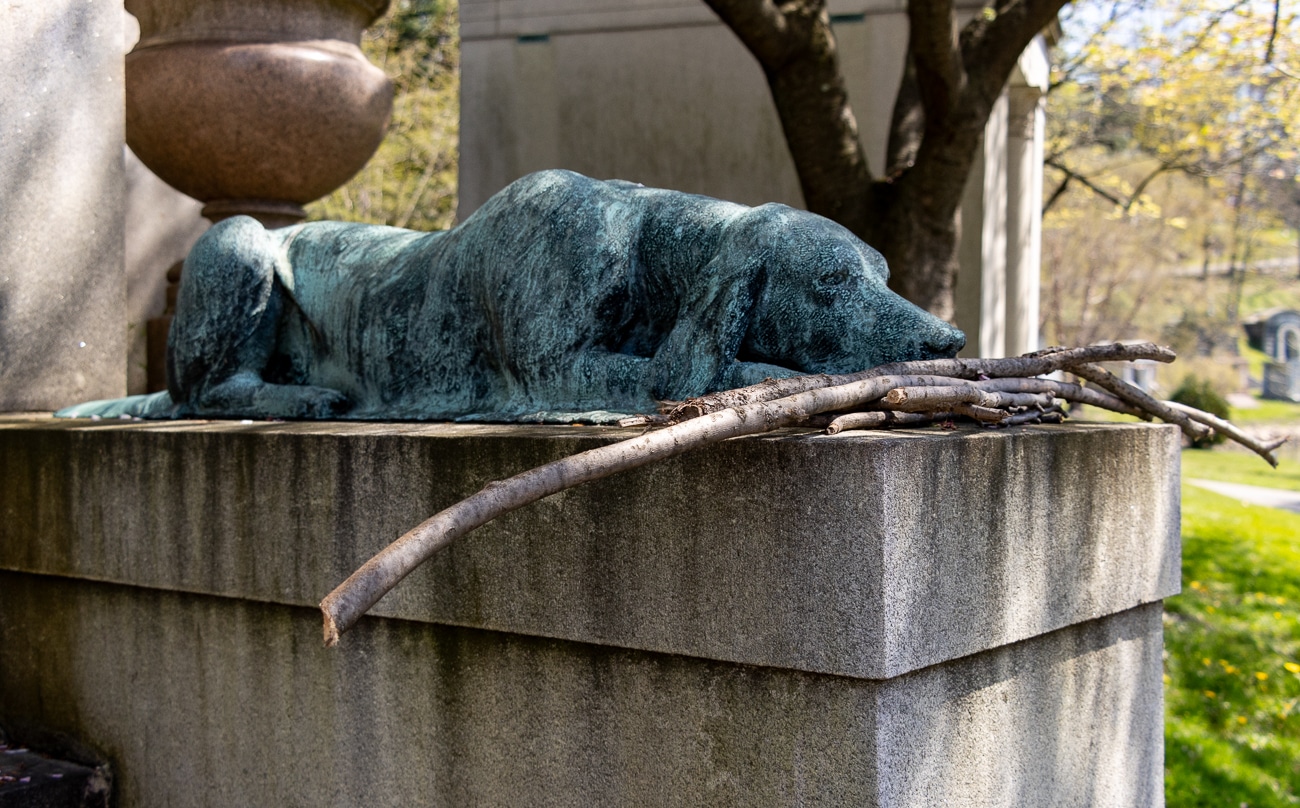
[{"left": 923, "top": 326, "right": 965, "bottom": 357}]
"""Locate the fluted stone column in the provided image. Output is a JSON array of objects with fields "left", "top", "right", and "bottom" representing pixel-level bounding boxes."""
[{"left": 1006, "top": 85, "right": 1045, "bottom": 357}]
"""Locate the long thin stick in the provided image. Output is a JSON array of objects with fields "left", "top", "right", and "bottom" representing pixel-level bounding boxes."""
[
  {"left": 1070, "top": 363, "right": 1213, "bottom": 442},
  {"left": 1163, "top": 400, "right": 1287, "bottom": 467}
]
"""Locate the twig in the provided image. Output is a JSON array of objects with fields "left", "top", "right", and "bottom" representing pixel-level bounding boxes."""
[
  {"left": 1001, "top": 408, "right": 1066, "bottom": 426},
  {"left": 322, "top": 371, "right": 976, "bottom": 644},
  {"left": 974, "top": 377, "right": 1145, "bottom": 417},
  {"left": 1162, "top": 401, "right": 1288, "bottom": 467},
  {"left": 952, "top": 402, "right": 1012, "bottom": 423},
  {"left": 1068, "top": 363, "right": 1213, "bottom": 442},
  {"left": 825, "top": 410, "right": 950, "bottom": 433},
  {"left": 883, "top": 385, "right": 1056, "bottom": 412}
]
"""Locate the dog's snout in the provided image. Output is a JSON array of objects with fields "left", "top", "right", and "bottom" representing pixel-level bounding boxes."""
[{"left": 923, "top": 325, "right": 966, "bottom": 358}]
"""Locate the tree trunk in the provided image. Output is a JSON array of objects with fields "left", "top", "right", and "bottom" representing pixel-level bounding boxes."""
[
  {"left": 866, "top": 190, "right": 961, "bottom": 320},
  {"left": 705, "top": 0, "right": 1070, "bottom": 320}
]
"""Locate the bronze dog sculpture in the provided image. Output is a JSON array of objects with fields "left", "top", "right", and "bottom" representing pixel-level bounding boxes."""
[{"left": 59, "top": 170, "right": 964, "bottom": 421}]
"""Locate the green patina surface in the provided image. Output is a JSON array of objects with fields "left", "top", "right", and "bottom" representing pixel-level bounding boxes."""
[{"left": 58, "top": 170, "right": 963, "bottom": 423}]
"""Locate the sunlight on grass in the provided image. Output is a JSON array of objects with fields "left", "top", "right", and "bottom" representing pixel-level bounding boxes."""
[
  {"left": 1165, "top": 478, "right": 1300, "bottom": 806},
  {"left": 1231, "top": 398, "right": 1300, "bottom": 426},
  {"left": 1182, "top": 449, "right": 1300, "bottom": 494}
]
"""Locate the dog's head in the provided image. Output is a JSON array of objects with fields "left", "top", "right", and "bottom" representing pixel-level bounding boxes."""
[{"left": 732, "top": 205, "right": 965, "bottom": 373}]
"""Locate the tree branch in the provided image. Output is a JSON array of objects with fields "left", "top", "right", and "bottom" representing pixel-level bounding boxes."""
[
  {"left": 669, "top": 342, "right": 1176, "bottom": 419},
  {"left": 1044, "top": 158, "right": 1125, "bottom": 208},
  {"left": 907, "top": 0, "right": 964, "bottom": 126},
  {"left": 700, "top": 0, "right": 794, "bottom": 67},
  {"left": 886, "top": 51, "right": 925, "bottom": 177},
  {"left": 962, "top": 0, "right": 1072, "bottom": 106},
  {"left": 703, "top": 0, "right": 874, "bottom": 225},
  {"left": 1265, "top": 0, "right": 1281, "bottom": 64}
]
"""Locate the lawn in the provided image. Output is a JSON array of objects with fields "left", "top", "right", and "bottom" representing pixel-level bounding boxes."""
[
  {"left": 1182, "top": 449, "right": 1300, "bottom": 494},
  {"left": 1231, "top": 398, "right": 1300, "bottom": 426},
  {"left": 1165, "top": 452, "right": 1300, "bottom": 806}
]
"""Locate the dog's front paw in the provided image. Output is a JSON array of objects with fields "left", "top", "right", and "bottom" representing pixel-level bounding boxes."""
[{"left": 256, "top": 385, "right": 352, "bottom": 419}]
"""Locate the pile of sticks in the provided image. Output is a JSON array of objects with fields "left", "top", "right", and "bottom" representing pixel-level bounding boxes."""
[{"left": 319, "top": 342, "right": 1286, "bottom": 646}]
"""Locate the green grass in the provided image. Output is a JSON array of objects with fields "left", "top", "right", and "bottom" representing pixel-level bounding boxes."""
[
  {"left": 1182, "top": 449, "right": 1300, "bottom": 494},
  {"left": 1231, "top": 398, "right": 1300, "bottom": 426},
  {"left": 1165, "top": 459, "right": 1300, "bottom": 806},
  {"left": 1072, "top": 396, "right": 1300, "bottom": 428}
]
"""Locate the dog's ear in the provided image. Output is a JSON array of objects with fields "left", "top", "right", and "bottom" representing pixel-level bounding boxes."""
[{"left": 650, "top": 250, "right": 766, "bottom": 401}]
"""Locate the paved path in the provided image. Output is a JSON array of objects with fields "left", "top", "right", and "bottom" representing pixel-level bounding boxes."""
[{"left": 1186, "top": 478, "right": 1300, "bottom": 514}]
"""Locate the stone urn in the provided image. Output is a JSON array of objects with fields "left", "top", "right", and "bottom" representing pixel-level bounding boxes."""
[{"left": 124, "top": 0, "right": 394, "bottom": 227}]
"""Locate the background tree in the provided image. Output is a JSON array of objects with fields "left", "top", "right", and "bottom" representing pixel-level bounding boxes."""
[
  {"left": 308, "top": 0, "right": 460, "bottom": 231},
  {"left": 1040, "top": 0, "right": 1299, "bottom": 360},
  {"left": 704, "top": 0, "right": 1070, "bottom": 319}
]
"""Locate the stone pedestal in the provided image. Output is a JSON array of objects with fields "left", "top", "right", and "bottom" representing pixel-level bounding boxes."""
[
  {"left": 0, "top": 418, "right": 1179, "bottom": 806},
  {"left": 0, "top": 1, "right": 127, "bottom": 410}
]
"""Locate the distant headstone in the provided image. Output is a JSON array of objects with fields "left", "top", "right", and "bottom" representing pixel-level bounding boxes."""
[{"left": 1243, "top": 308, "right": 1300, "bottom": 401}]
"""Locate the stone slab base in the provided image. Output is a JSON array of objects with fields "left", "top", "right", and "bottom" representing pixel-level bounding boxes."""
[
  {"left": 0, "top": 417, "right": 1177, "bottom": 805},
  {"left": 0, "top": 573, "right": 1163, "bottom": 807}
]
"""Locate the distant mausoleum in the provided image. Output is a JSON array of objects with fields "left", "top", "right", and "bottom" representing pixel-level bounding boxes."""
[{"left": 1244, "top": 308, "right": 1300, "bottom": 401}]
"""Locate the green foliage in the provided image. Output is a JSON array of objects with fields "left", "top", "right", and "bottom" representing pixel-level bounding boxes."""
[
  {"left": 1043, "top": 0, "right": 1300, "bottom": 353},
  {"left": 1166, "top": 478, "right": 1300, "bottom": 806},
  {"left": 1172, "top": 376, "right": 1232, "bottom": 446},
  {"left": 306, "top": 0, "right": 459, "bottom": 231}
]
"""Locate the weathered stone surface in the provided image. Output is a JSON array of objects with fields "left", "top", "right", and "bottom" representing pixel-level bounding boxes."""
[
  {"left": 0, "top": 0, "right": 126, "bottom": 409},
  {"left": 0, "top": 574, "right": 1165, "bottom": 807},
  {"left": 0, "top": 417, "right": 1179, "bottom": 679},
  {"left": 0, "top": 418, "right": 1175, "bottom": 804}
]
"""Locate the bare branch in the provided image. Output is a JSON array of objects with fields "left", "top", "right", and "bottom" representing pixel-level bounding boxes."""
[
  {"left": 886, "top": 52, "right": 925, "bottom": 176},
  {"left": 826, "top": 410, "right": 949, "bottom": 433},
  {"left": 1163, "top": 400, "right": 1287, "bottom": 466},
  {"left": 962, "top": 0, "right": 1073, "bottom": 106},
  {"left": 1068, "top": 363, "right": 1213, "bottom": 442},
  {"left": 907, "top": 0, "right": 964, "bottom": 126},
  {"left": 1001, "top": 408, "right": 1066, "bottom": 425},
  {"left": 953, "top": 402, "right": 1013, "bottom": 422},
  {"left": 321, "top": 371, "right": 947, "bottom": 643},
  {"left": 700, "top": 0, "right": 793, "bottom": 67},
  {"left": 883, "top": 384, "right": 1056, "bottom": 411},
  {"left": 1265, "top": 0, "right": 1281, "bottom": 64},
  {"left": 977, "top": 376, "right": 1146, "bottom": 416},
  {"left": 671, "top": 342, "right": 1175, "bottom": 419},
  {"left": 1044, "top": 159, "right": 1126, "bottom": 208},
  {"left": 704, "top": 0, "right": 874, "bottom": 223}
]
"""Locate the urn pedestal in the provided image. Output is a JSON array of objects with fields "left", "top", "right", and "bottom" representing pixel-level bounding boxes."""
[{"left": 125, "top": 0, "right": 393, "bottom": 226}]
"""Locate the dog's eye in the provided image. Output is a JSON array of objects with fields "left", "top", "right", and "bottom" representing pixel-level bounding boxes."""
[{"left": 818, "top": 266, "right": 850, "bottom": 286}]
